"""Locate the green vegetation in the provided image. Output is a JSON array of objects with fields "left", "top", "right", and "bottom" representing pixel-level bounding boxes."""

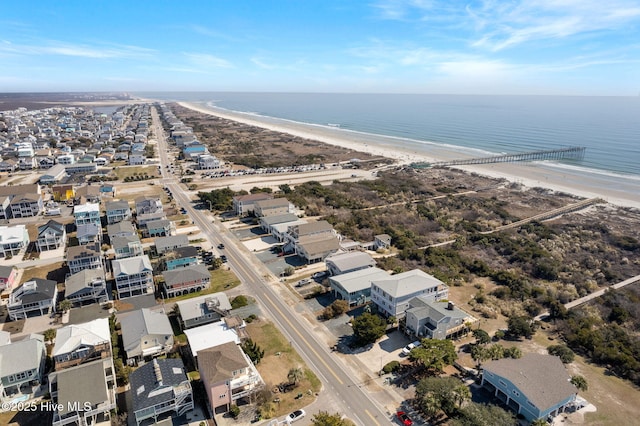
[
  {"left": 450, "top": 402, "right": 516, "bottom": 426},
  {"left": 241, "top": 338, "right": 265, "bottom": 365},
  {"left": 571, "top": 375, "right": 588, "bottom": 391},
  {"left": 311, "top": 411, "right": 356, "bottom": 426},
  {"left": 409, "top": 339, "right": 457, "bottom": 375},
  {"left": 196, "top": 187, "right": 235, "bottom": 212},
  {"left": 351, "top": 312, "right": 387, "bottom": 346},
  {"left": 547, "top": 344, "right": 575, "bottom": 363},
  {"left": 231, "top": 295, "right": 249, "bottom": 309},
  {"left": 321, "top": 300, "right": 349, "bottom": 320},
  {"left": 414, "top": 376, "right": 471, "bottom": 419}
]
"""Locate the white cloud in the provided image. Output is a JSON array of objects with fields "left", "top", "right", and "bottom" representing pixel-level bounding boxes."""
[
  {"left": 182, "top": 52, "right": 233, "bottom": 68},
  {"left": 0, "top": 40, "right": 155, "bottom": 58}
]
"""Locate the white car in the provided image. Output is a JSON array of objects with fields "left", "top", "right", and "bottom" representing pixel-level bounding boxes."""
[
  {"left": 285, "top": 409, "right": 306, "bottom": 423},
  {"left": 401, "top": 340, "right": 422, "bottom": 356}
]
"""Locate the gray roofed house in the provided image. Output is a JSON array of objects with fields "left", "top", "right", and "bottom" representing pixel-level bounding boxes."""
[
  {"left": 107, "top": 220, "right": 136, "bottom": 241},
  {"left": 143, "top": 219, "right": 173, "bottom": 238},
  {"left": 77, "top": 222, "right": 102, "bottom": 245},
  {"left": 37, "top": 219, "right": 66, "bottom": 251},
  {"left": 481, "top": 353, "right": 579, "bottom": 422},
  {"left": 112, "top": 255, "right": 153, "bottom": 299},
  {"left": 162, "top": 264, "right": 210, "bottom": 298},
  {"left": 119, "top": 308, "right": 174, "bottom": 364},
  {"left": 155, "top": 234, "right": 189, "bottom": 255},
  {"left": 329, "top": 267, "right": 391, "bottom": 307},
  {"left": 0, "top": 334, "right": 46, "bottom": 404},
  {"left": 374, "top": 233, "right": 392, "bottom": 249},
  {"left": 135, "top": 196, "right": 163, "bottom": 215},
  {"left": 105, "top": 199, "right": 131, "bottom": 224},
  {"left": 258, "top": 212, "right": 299, "bottom": 232},
  {"left": 253, "top": 197, "right": 293, "bottom": 217},
  {"left": 176, "top": 292, "right": 231, "bottom": 329},
  {"left": 405, "top": 299, "right": 478, "bottom": 340},
  {"left": 287, "top": 220, "right": 335, "bottom": 240},
  {"left": 64, "top": 268, "right": 108, "bottom": 306},
  {"left": 326, "top": 251, "right": 376, "bottom": 276},
  {"left": 129, "top": 358, "right": 193, "bottom": 425},
  {"left": 137, "top": 211, "right": 166, "bottom": 227},
  {"left": 232, "top": 193, "right": 273, "bottom": 216},
  {"left": 163, "top": 246, "right": 199, "bottom": 271},
  {"left": 49, "top": 358, "right": 116, "bottom": 426},
  {"left": 8, "top": 278, "right": 58, "bottom": 320},
  {"left": 112, "top": 235, "right": 143, "bottom": 259},
  {"left": 371, "top": 269, "right": 449, "bottom": 319},
  {"left": 295, "top": 234, "right": 340, "bottom": 264}
]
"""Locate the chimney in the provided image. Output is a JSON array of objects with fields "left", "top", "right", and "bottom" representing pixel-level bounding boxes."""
[{"left": 447, "top": 301, "right": 455, "bottom": 311}]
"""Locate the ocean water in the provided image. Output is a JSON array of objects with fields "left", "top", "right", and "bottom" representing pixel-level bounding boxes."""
[{"left": 136, "top": 92, "right": 640, "bottom": 178}]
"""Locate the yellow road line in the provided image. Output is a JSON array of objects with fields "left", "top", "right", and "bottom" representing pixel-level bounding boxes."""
[{"left": 365, "top": 409, "right": 381, "bottom": 426}]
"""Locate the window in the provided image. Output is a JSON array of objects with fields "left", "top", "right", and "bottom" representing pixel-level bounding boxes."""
[
  {"left": 512, "top": 390, "right": 520, "bottom": 397},
  {"left": 219, "top": 394, "right": 226, "bottom": 399},
  {"left": 499, "top": 380, "right": 507, "bottom": 387}
]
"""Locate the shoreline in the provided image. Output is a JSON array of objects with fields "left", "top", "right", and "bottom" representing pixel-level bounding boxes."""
[{"left": 178, "top": 101, "right": 640, "bottom": 210}]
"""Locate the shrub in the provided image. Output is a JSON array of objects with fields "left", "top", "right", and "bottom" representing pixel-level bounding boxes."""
[
  {"left": 231, "top": 295, "right": 248, "bottom": 309},
  {"left": 382, "top": 360, "right": 400, "bottom": 374},
  {"left": 229, "top": 404, "right": 240, "bottom": 419}
]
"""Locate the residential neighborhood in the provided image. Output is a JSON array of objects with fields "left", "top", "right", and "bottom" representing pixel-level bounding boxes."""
[{"left": 0, "top": 101, "right": 601, "bottom": 426}]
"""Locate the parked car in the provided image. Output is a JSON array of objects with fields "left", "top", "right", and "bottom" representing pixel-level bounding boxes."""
[
  {"left": 285, "top": 409, "right": 306, "bottom": 423},
  {"left": 401, "top": 340, "right": 422, "bottom": 356},
  {"left": 220, "top": 255, "right": 228, "bottom": 262},
  {"left": 295, "top": 279, "right": 311, "bottom": 288},
  {"left": 312, "top": 271, "right": 328, "bottom": 279},
  {"left": 218, "top": 243, "right": 225, "bottom": 249},
  {"left": 397, "top": 411, "right": 413, "bottom": 426}
]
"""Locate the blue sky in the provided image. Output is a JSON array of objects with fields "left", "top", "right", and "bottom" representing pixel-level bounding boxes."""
[{"left": 1, "top": 0, "right": 639, "bottom": 95}]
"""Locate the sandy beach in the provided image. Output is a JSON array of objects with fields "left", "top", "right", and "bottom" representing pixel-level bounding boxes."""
[{"left": 179, "top": 102, "right": 640, "bottom": 209}]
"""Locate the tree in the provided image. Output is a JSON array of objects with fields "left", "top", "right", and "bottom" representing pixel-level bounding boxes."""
[
  {"left": 451, "top": 402, "right": 516, "bottom": 426},
  {"left": 571, "top": 375, "right": 588, "bottom": 391},
  {"left": 57, "top": 299, "right": 72, "bottom": 313},
  {"left": 43, "top": 328, "right": 57, "bottom": 344},
  {"left": 409, "top": 339, "right": 457, "bottom": 374},
  {"left": 322, "top": 300, "right": 349, "bottom": 320},
  {"left": 229, "top": 404, "right": 240, "bottom": 419},
  {"left": 287, "top": 367, "right": 304, "bottom": 386},
  {"left": 473, "top": 329, "right": 491, "bottom": 345},
  {"left": 311, "top": 411, "right": 354, "bottom": 426},
  {"left": 241, "top": 339, "right": 264, "bottom": 365},
  {"left": 231, "top": 295, "right": 248, "bottom": 309},
  {"left": 503, "top": 346, "right": 522, "bottom": 359},
  {"left": 471, "top": 344, "right": 489, "bottom": 368},
  {"left": 415, "top": 376, "right": 470, "bottom": 418},
  {"left": 351, "top": 312, "right": 387, "bottom": 346},
  {"left": 507, "top": 316, "right": 535, "bottom": 339},
  {"left": 548, "top": 344, "right": 575, "bottom": 364},
  {"left": 486, "top": 344, "right": 505, "bottom": 360}
]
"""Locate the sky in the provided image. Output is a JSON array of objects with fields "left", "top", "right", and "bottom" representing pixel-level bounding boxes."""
[{"left": 1, "top": 0, "right": 639, "bottom": 95}]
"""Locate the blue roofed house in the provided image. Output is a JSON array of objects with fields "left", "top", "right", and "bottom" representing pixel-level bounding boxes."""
[
  {"left": 0, "top": 334, "right": 46, "bottom": 405},
  {"left": 182, "top": 142, "right": 207, "bottom": 160},
  {"left": 481, "top": 353, "right": 579, "bottom": 422}
]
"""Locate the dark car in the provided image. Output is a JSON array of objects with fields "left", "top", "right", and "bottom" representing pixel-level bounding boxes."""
[
  {"left": 220, "top": 255, "right": 228, "bottom": 262},
  {"left": 218, "top": 243, "right": 225, "bottom": 249}
]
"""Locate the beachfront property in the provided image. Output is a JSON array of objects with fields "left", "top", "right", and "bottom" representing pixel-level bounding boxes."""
[
  {"left": 112, "top": 255, "right": 154, "bottom": 299},
  {"left": 9, "top": 193, "right": 43, "bottom": 218},
  {"left": 329, "top": 267, "right": 391, "bottom": 307},
  {"left": 119, "top": 308, "right": 174, "bottom": 365},
  {"left": 0, "top": 334, "right": 46, "bottom": 405},
  {"left": 67, "top": 243, "right": 103, "bottom": 274},
  {"left": 0, "top": 225, "right": 29, "bottom": 258},
  {"left": 481, "top": 354, "right": 579, "bottom": 422},
  {"left": 404, "top": 299, "right": 477, "bottom": 340},
  {"left": 7, "top": 278, "right": 58, "bottom": 320},
  {"left": 253, "top": 197, "right": 294, "bottom": 217},
  {"left": 52, "top": 318, "right": 111, "bottom": 370},
  {"left": 105, "top": 199, "right": 132, "bottom": 224},
  {"left": 74, "top": 185, "right": 101, "bottom": 204},
  {"left": 232, "top": 193, "right": 273, "bottom": 216},
  {"left": 371, "top": 269, "right": 449, "bottom": 319},
  {"left": 48, "top": 358, "right": 116, "bottom": 426},
  {"left": 162, "top": 264, "right": 210, "bottom": 298},
  {"left": 258, "top": 212, "right": 300, "bottom": 233},
  {"left": 325, "top": 251, "right": 376, "bottom": 276},
  {"left": 197, "top": 154, "right": 221, "bottom": 170},
  {"left": 39, "top": 163, "right": 67, "bottom": 184},
  {"left": 175, "top": 292, "right": 231, "bottom": 330},
  {"left": 64, "top": 268, "right": 108, "bottom": 307},
  {"left": 65, "top": 162, "right": 98, "bottom": 174},
  {"left": 74, "top": 202, "right": 101, "bottom": 227},
  {"left": 112, "top": 235, "right": 144, "bottom": 259},
  {"left": 137, "top": 211, "right": 166, "bottom": 228},
  {"left": 129, "top": 358, "right": 194, "bottom": 425},
  {"left": 36, "top": 219, "right": 66, "bottom": 252},
  {"left": 295, "top": 234, "right": 341, "bottom": 264},
  {"left": 198, "top": 341, "right": 265, "bottom": 415}
]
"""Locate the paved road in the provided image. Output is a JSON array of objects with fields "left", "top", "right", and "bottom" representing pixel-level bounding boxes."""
[{"left": 151, "top": 106, "right": 392, "bottom": 425}]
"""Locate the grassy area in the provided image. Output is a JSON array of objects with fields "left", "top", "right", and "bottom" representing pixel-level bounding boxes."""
[
  {"left": 246, "top": 320, "right": 321, "bottom": 419},
  {"left": 20, "top": 262, "right": 66, "bottom": 284},
  {"left": 112, "top": 165, "right": 159, "bottom": 180}
]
